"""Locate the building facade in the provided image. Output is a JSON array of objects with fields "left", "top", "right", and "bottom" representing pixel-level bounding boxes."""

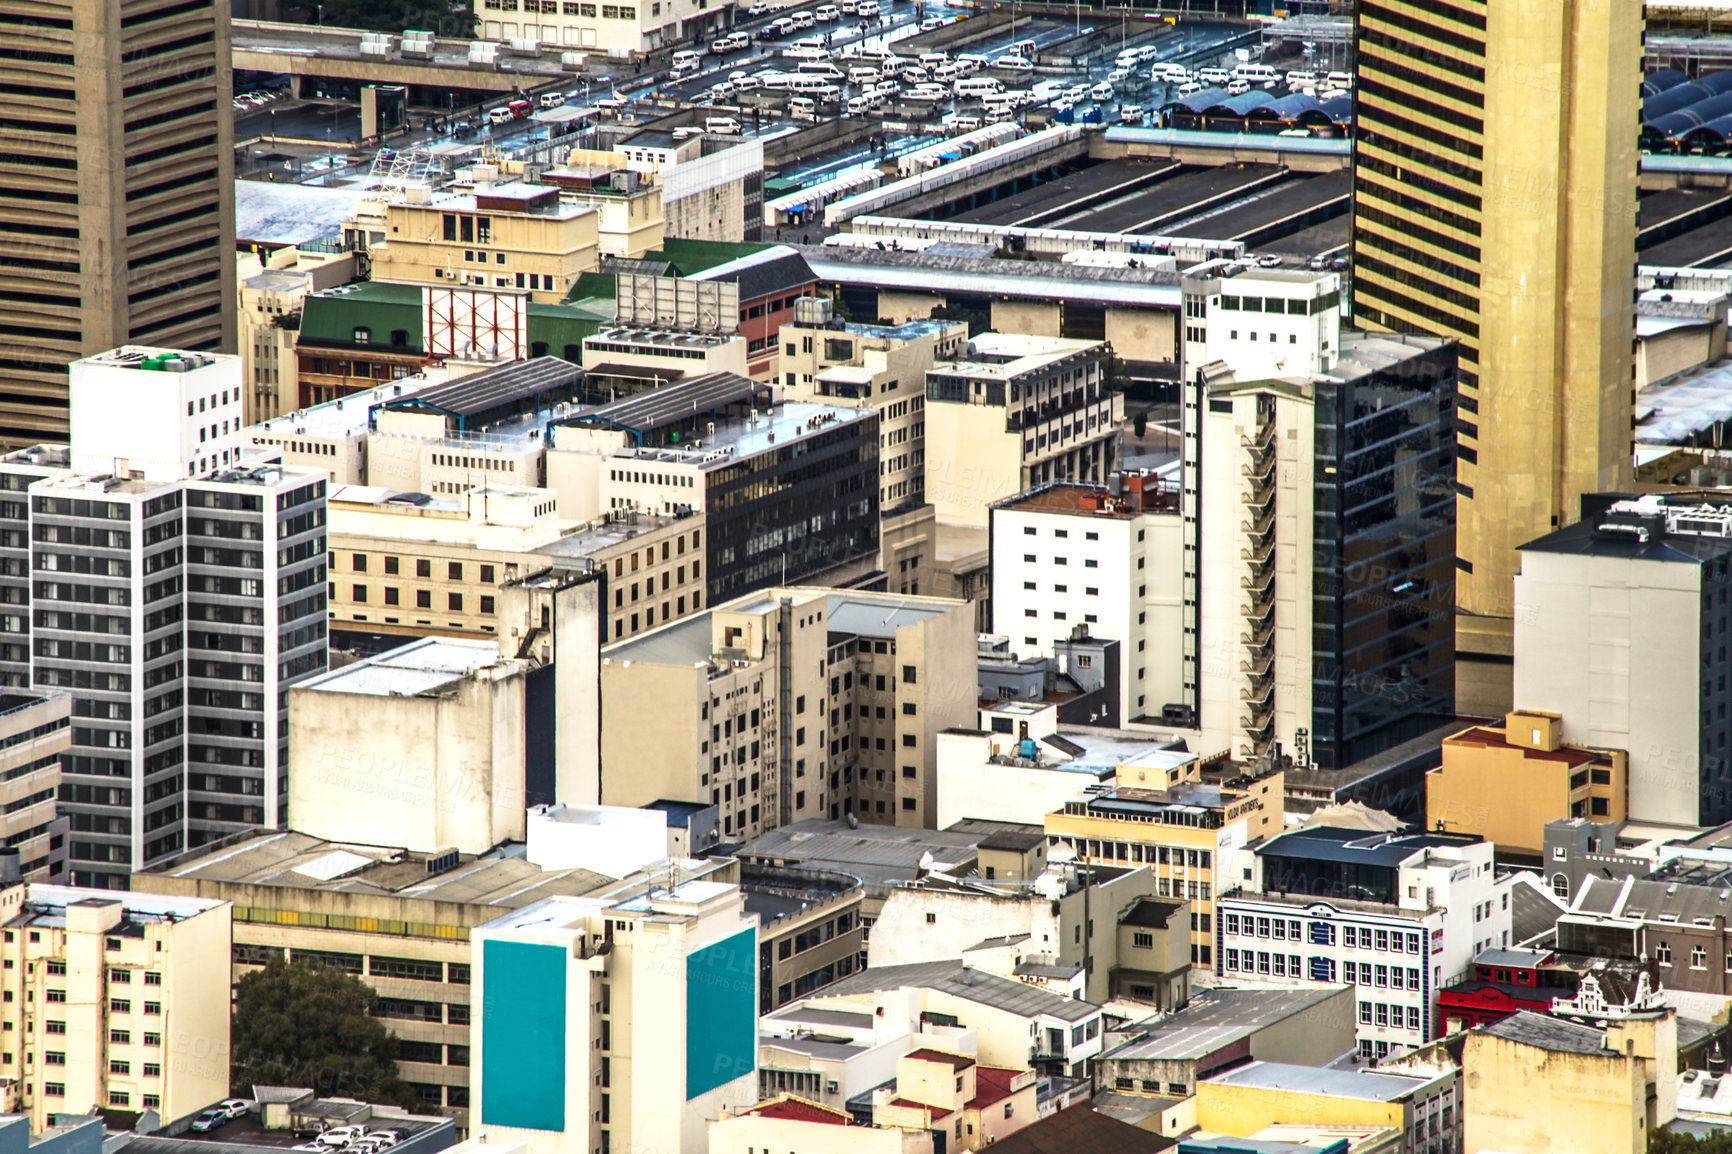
[
  {"left": 1514, "top": 494, "right": 1732, "bottom": 827},
  {"left": 598, "top": 588, "right": 977, "bottom": 837},
  {"left": 0, "top": 692, "right": 71, "bottom": 882},
  {"left": 924, "top": 335, "right": 1122, "bottom": 530},
  {"left": 989, "top": 477, "right": 1182, "bottom": 726},
  {"left": 1188, "top": 317, "right": 1457, "bottom": 769},
  {"left": 1214, "top": 827, "right": 1513, "bottom": 1060},
  {"left": 0, "top": 874, "right": 231, "bottom": 1130},
  {"left": 1348, "top": 0, "right": 1641, "bottom": 716},
  {"left": 0, "top": 0, "right": 235, "bottom": 444}
]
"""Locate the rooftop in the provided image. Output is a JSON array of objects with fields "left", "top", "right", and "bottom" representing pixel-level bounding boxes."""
[
  {"left": 382, "top": 356, "right": 582, "bottom": 421},
  {"left": 747, "top": 1096, "right": 851, "bottom": 1126},
  {"left": 1520, "top": 492, "right": 1732, "bottom": 563},
  {"left": 1120, "top": 898, "right": 1184, "bottom": 929},
  {"left": 1443, "top": 725, "right": 1608, "bottom": 769},
  {"left": 1256, "top": 827, "right": 1484, "bottom": 868},
  {"left": 1477, "top": 1011, "right": 1612, "bottom": 1056},
  {"left": 934, "top": 333, "right": 1104, "bottom": 380},
  {"left": 994, "top": 477, "right": 1179, "bottom": 520},
  {"left": 686, "top": 245, "right": 817, "bottom": 302},
  {"left": 815, "top": 959, "right": 1099, "bottom": 1022},
  {"left": 251, "top": 372, "right": 439, "bottom": 441},
  {"left": 534, "top": 510, "right": 696, "bottom": 560},
  {"left": 144, "top": 830, "right": 616, "bottom": 906},
  {"left": 907, "top": 1049, "right": 975, "bottom": 1069},
  {"left": 294, "top": 636, "right": 516, "bottom": 697},
  {"left": 11, "top": 884, "right": 223, "bottom": 928},
  {"left": 982, "top": 1104, "right": 1176, "bottom": 1154},
  {"left": 1202, "top": 1060, "right": 1438, "bottom": 1102},
  {"left": 735, "top": 818, "right": 988, "bottom": 895},
  {"left": 1102, "top": 988, "right": 1348, "bottom": 1062}
]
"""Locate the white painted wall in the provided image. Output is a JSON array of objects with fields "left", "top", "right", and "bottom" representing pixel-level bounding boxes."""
[
  {"left": 934, "top": 730, "right": 1111, "bottom": 830},
  {"left": 526, "top": 803, "right": 670, "bottom": 878},
  {"left": 70, "top": 347, "right": 245, "bottom": 481},
  {"left": 1514, "top": 548, "right": 1705, "bottom": 827}
]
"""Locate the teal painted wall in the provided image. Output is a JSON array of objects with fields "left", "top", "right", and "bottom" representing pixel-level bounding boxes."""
[
  {"left": 685, "top": 927, "right": 756, "bottom": 1099},
  {"left": 481, "top": 938, "right": 568, "bottom": 1131}
]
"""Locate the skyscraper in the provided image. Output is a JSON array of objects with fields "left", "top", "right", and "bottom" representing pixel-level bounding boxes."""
[
  {"left": 1349, "top": 0, "right": 1642, "bottom": 715},
  {"left": 0, "top": 0, "right": 236, "bottom": 444}
]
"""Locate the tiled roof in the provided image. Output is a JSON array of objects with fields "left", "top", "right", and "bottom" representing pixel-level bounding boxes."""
[
  {"left": 966, "top": 1067, "right": 1022, "bottom": 1110},
  {"left": 750, "top": 1096, "right": 850, "bottom": 1125}
]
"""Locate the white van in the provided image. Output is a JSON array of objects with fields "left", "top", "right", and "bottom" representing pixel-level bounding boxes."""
[
  {"left": 791, "top": 34, "right": 825, "bottom": 49},
  {"left": 790, "top": 9, "right": 816, "bottom": 28},
  {"left": 846, "top": 94, "right": 874, "bottom": 113},
  {"left": 784, "top": 73, "right": 832, "bottom": 90},
  {"left": 948, "top": 114, "right": 983, "bottom": 132},
  {"left": 705, "top": 115, "right": 743, "bottom": 133},
  {"left": 771, "top": 15, "right": 796, "bottom": 34},
  {"left": 538, "top": 91, "right": 566, "bottom": 108},
  {"left": 1090, "top": 80, "right": 1113, "bottom": 101},
  {"left": 797, "top": 60, "right": 844, "bottom": 79},
  {"left": 1285, "top": 69, "right": 1317, "bottom": 87},
  {"left": 848, "top": 66, "right": 880, "bottom": 84},
  {"left": 953, "top": 76, "right": 1004, "bottom": 99},
  {"left": 1225, "top": 77, "right": 1249, "bottom": 95},
  {"left": 1008, "top": 38, "right": 1037, "bottom": 56},
  {"left": 857, "top": 0, "right": 879, "bottom": 15},
  {"left": 1197, "top": 65, "right": 1230, "bottom": 84},
  {"left": 487, "top": 106, "right": 514, "bottom": 125},
  {"left": 955, "top": 52, "right": 986, "bottom": 72},
  {"left": 815, "top": 2, "right": 839, "bottom": 18},
  {"left": 919, "top": 51, "right": 948, "bottom": 65},
  {"left": 672, "top": 48, "right": 703, "bottom": 69},
  {"left": 785, "top": 43, "right": 827, "bottom": 59},
  {"left": 788, "top": 96, "right": 818, "bottom": 120},
  {"left": 994, "top": 55, "right": 1034, "bottom": 72},
  {"left": 1325, "top": 70, "right": 1353, "bottom": 87},
  {"left": 1233, "top": 63, "right": 1279, "bottom": 86}
]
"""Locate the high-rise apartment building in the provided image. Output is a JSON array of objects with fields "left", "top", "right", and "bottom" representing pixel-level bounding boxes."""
[
  {"left": 0, "top": 0, "right": 235, "bottom": 443},
  {"left": 0, "top": 348, "right": 329, "bottom": 887},
  {"left": 1349, "top": 0, "right": 1642, "bottom": 714}
]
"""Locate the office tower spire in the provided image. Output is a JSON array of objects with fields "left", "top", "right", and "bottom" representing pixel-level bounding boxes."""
[
  {"left": 0, "top": 0, "right": 236, "bottom": 444},
  {"left": 1350, "top": 0, "right": 1641, "bottom": 714}
]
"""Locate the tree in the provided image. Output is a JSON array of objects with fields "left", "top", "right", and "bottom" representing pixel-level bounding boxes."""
[
  {"left": 231, "top": 958, "right": 421, "bottom": 1108},
  {"left": 1651, "top": 1129, "right": 1732, "bottom": 1154}
]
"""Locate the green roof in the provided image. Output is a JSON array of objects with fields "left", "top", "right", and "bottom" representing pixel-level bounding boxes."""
[
  {"left": 566, "top": 271, "right": 618, "bottom": 303},
  {"left": 300, "top": 282, "right": 424, "bottom": 350},
  {"left": 649, "top": 239, "right": 772, "bottom": 277},
  {"left": 527, "top": 303, "right": 606, "bottom": 354}
]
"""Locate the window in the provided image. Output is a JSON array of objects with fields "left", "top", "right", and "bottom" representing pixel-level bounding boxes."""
[
  {"left": 1132, "top": 932, "right": 1153, "bottom": 949},
  {"left": 1658, "top": 942, "right": 1673, "bottom": 965}
]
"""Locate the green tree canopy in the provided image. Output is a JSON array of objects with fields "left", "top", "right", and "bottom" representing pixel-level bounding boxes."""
[{"left": 231, "top": 957, "right": 420, "bottom": 1109}]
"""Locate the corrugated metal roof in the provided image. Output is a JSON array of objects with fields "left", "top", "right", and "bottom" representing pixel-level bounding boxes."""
[{"left": 817, "top": 959, "right": 1098, "bottom": 1021}]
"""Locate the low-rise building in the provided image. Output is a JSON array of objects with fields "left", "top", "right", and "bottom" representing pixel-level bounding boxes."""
[
  {"left": 1426, "top": 711, "right": 1627, "bottom": 858},
  {"left": 599, "top": 587, "right": 977, "bottom": 837},
  {"left": 866, "top": 865, "right": 1185, "bottom": 1007},
  {"left": 742, "top": 862, "right": 865, "bottom": 1012},
  {"left": 935, "top": 720, "right": 1199, "bottom": 832},
  {"left": 1097, "top": 987, "right": 1358, "bottom": 1100},
  {"left": 139, "top": 833, "right": 716, "bottom": 1127},
  {"left": 360, "top": 187, "right": 601, "bottom": 304},
  {"left": 794, "top": 959, "right": 1106, "bottom": 1080},
  {"left": 0, "top": 871, "right": 232, "bottom": 1130},
  {"left": 924, "top": 335, "right": 1123, "bottom": 530},
  {"left": 710, "top": 1096, "right": 933, "bottom": 1154},
  {"left": 1045, "top": 763, "right": 1286, "bottom": 967},
  {"left": 1463, "top": 1006, "right": 1677, "bottom": 1154},
  {"left": 1193, "top": 1061, "right": 1459, "bottom": 1153},
  {"left": 869, "top": 1051, "right": 1038, "bottom": 1152},
  {"left": 1214, "top": 827, "right": 1514, "bottom": 1060}
]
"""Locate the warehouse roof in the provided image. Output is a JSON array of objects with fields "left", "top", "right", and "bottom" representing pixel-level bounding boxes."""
[{"left": 382, "top": 356, "right": 581, "bottom": 420}]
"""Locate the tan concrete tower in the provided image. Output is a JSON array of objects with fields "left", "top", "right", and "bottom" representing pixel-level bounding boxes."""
[{"left": 1349, "top": 0, "right": 1641, "bottom": 715}]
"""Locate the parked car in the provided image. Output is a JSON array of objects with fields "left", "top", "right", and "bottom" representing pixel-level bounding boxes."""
[
  {"left": 189, "top": 1111, "right": 232, "bottom": 1135},
  {"left": 919, "top": 14, "right": 948, "bottom": 30}
]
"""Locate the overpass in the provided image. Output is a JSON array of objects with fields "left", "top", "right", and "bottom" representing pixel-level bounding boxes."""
[{"left": 234, "top": 20, "right": 572, "bottom": 101}]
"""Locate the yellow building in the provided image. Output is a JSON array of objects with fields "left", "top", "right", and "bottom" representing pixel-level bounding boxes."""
[
  {"left": 1349, "top": 0, "right": 1641, "bottom": 714},
  {"left": 0, "top": 877, "right": 231, "bottom": 1131},
  {"left": 1194, "top": 1060, "right": 1459, "bottom": 1151},
  {"left": 1043, "top": 766, "right": 1284, "bottom": 964},
  {"left": 870, "top": 1051, "right": 1037, "bottom": 1152},
  {"left": 1462, "top": 1007, "right": 1677, "bottom": 1154},
  {"left": 360, "top": 187, "right": 600, "bottom": 304},
  {"left": 1427, "top": 711, "right": 1627, "bottom": 857}
]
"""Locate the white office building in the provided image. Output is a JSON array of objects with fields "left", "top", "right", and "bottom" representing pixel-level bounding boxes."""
[
  {"left": 989, "top": 475, "right": 1183, "bottom": 725},
  {"left": 68, "top": 347, "right": 246, "bottom": 481},
  {"left": 1214, "top": 827, "right": 1513, "bottom": 1061}
]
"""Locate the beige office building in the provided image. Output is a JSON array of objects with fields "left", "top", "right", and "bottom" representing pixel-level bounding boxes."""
[
  {"left": 360, "top": 187, "right": 600, "bottom": 303},
  {"left": 0, "top": 0, "right": 236, "bottom": 443},
  {"left": 327, "top": 483, "right": 566, "bottom": 642},
  {"left": 599, "top": 588, "right": 976, "bottom": 839},
  {"left": 1350, "top": 0, "right": 1641, "bottom": 714},
  {"left": 0, "top": 877, "right": 231, "bottom": 1130}
]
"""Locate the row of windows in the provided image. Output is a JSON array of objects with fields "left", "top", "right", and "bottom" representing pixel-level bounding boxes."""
[
  {"left": 342, "top": 587, "right": 494, "bottom": 614},
  {"left": 348, "top": 556, "right": 501, "bottom": 583}
]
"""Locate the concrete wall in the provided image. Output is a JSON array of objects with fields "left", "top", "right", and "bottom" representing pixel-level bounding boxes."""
[
  {"left": 289, "top": 668, "right": 528, "bottom": 854},
  {"left": 991, "top": 302, "right": 1061, "bottom": 339},
  {"left": 1462, "top": 1031, "right": 1647, "bottom": 1154},
  {"left": 1514, "top": 549, "right": 1704, "bottom": 827},
  {"left": 925, "top": 404, "right": 1025, "bottom": 530}
]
